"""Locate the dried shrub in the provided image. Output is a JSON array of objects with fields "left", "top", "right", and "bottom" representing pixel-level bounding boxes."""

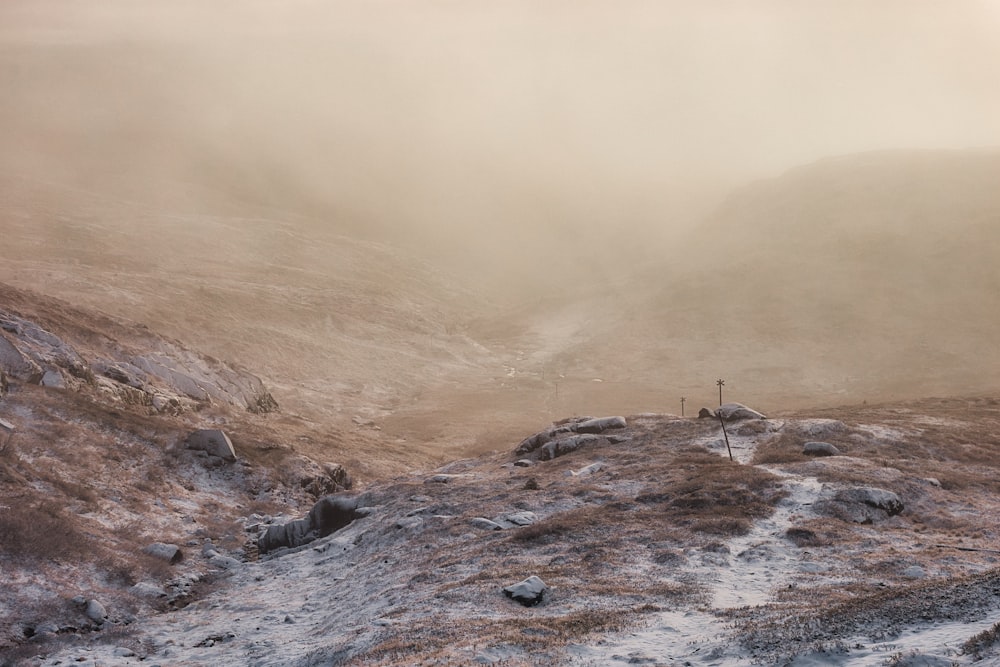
[{"left": 0, "top": 499, "right": 93, "bottom": 563}]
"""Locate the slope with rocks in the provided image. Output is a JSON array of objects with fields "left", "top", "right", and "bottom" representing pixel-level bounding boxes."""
[{"left": 18, "top": 395, "right": 1000, "bottom": 666}]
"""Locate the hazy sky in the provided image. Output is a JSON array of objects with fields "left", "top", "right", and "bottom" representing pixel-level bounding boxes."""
[{"left": 3, "top": 0, "right": 1000, "bottom": 271}]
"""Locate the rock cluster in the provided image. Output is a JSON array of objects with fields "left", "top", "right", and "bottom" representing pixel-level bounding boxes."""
[
  {"left": 515, "top": 416, "right": 628, "bottom": 461},
  {"left": 0, "top": 307, "right": 277, "bottom": 414}
]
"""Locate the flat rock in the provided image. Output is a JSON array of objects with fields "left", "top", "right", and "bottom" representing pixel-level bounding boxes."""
[{"left": 471, "top": 518, "right": 504, "bottom": 531}]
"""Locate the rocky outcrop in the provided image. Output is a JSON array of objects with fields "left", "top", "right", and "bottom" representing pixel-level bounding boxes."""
[
  {"left": 698, "top": 407, "right": 715, "bottom": 419},
  {"left": 0, "top": 297, "right": 278, "bottom": 415},
  {"left": 516, "top": 416, "right": 628, "bottom": 461},
  {"left": 186, "top": 429, "right": 237, "bottom": 462},
  {"left": 257, "top": 494, "right": 365, "bottom": 555}
]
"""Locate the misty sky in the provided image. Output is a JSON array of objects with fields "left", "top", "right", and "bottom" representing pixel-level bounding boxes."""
[{"left": 3, "top": 0, "right": 1000, "bottom": 268}]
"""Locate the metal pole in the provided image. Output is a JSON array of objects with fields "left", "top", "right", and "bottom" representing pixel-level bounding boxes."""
[
  {"left": 680, "top": 397, "right": 686, "bottom": 417},
  {"left": 716, "top": 378, "right": 725, "bottom": 406}
]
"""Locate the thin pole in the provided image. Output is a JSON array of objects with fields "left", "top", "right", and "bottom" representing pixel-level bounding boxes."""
[
  {"left": 680, "top": 397, "right": 686, "bottom": 417},
  {"left": 716, "top": 378, "right": 725, "bottom": 406},
  {"left": 717, "top": 412, "right": 734, "bottom": 462}
]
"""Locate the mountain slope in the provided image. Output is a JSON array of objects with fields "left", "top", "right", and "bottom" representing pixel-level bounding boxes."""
[{"left": 486, "top": 149, "right": 1000, "bottom": 413}]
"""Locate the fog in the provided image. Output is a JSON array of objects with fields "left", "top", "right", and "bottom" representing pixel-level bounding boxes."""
[{"left": 4, "top": 0, "right": 1000, "bottom": 287}]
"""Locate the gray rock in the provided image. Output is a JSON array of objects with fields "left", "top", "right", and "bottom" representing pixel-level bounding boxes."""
[
  {"left": 817, "top": 486, "right": 904, "bottom": 524},
  {"left": 471, "top": 518, "right": 504, "bottom": 531},
  {"left": 802, "top": 441, "right": 842, "bottom": 457},
  {"left": 569, "top": 462, "right": 605, "bottom": 477},
  {"left": 574, "top": 416, "right": 627, "bottom": 434},
  {"left": 209, "top": 554, "right": 242, "bottom": 570},
  {"left": 698, "top": 407, "right": 715, "bottom": 419},
  {"left": 41, "top": 369, "right": 65, "bottom": 388},
  {"left": 902, "top": 565, "right": 926, "bottom": 579},
  {"left": 144, "top": 542, "right": 183, "bottom": 564},
  {"left": 0, "top": 334, "right": 43, "bottom": 382},
  {"left": 185, "top": 429, "right": 236, "bottom": 462},
  {"left": 538, "top": 434, "right": 601, "bottom": 461},
  {"left": 84, "top": 599, "right": 107, "bottom": 625},
  {"left": 498, "top": 511, "right": 538, "bottom": 527},
  {"left": 113, "top": 647, "right": 136, "bottom": 657},
  {"left": 503, "top": 576, "right": 548, "bottom": 607},
  {"left": 130, "top": 582, "right": 167, "bottom": 599},
  {"left": 716, "top": 403, "right": 767, "bottom": 421},
  {"left": 513, "top": 459, "right": 534, "bottom": 467},
  {"left": 258, "top": 494, "right": 363, "bottom": 555}
]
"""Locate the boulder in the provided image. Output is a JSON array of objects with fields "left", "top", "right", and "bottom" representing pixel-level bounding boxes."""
[
  {"left": 40, "top": 369, "right": 65, "bottom": 388},
  {"left": 573, "top": 416, "right": 627, "bottom": 434},
  {"left": 185, "top": 429, "right": 237, "bottom": 462},
  {"left": 698, "top": 408, "right": 715, "bottom": 419},
  {"left": 144, "top": 542, "right": 183, "bottom": 564},
  {"left": 503, "top": 576, "right": 548, "bottom": 607},
  {"left": 817, "top": 486, "right": 903, "bottom": 524},
  {"left": 802, "top": 441, "right": 842, "bottom": 457},
  {"left": 716, "top": 403, "right": 766, "bottom": 421},
  {"left": 84, "top": 599, "right": 108, "bottom": 625},
  {"left": 0, "top": 334, "right": 43, "bottom": 383},
  {"left": 258, "top": 494, "right": 363, "bottom": 555},
  {"left": 538, "top": 434, "right": 602, "bottom": 461},
  {"left": 516, "top": 416, "right": 626, "bottom": 455},
  {"left": 300, "top": 462, "right": 353, "bottom": 498}
]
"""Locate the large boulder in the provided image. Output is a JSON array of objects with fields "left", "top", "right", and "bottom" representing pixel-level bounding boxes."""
[
  {"left": 186, "top": 429, "right": 237, "bottom": 462},
  {"left": 817, "top": 486, "right": 903, "bottom": 524},
  {"left": 144, "top": 542, "right": 183, "bottom": 564},
  {"left": 258, "top": 494, "right": 364, "bottom": 555},
  {"left": 716, "top": 403, "right": 766, "bottom": 421}
]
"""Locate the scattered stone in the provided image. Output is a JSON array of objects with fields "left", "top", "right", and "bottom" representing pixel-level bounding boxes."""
[
  {"left": 716, "top": 403, "right": 767, "bottom": 421},
  {"left": 698, "top": 407, "right": 715, "bottom": 419},
  {"left": 523, "top": 478, "right": 540, "bottom": 491},
  {"left": 145, "top": 542, "right": 183, "bottom": 564},
  {"left": 113, "top": 647, "right": 136, "bottom": 657},
  {"left": 503, "top": 575, "right": 548, "bottom": 607},
  {"left": 802, "top": 441, "right": 842, "bottom": 457},
  {"left": 902, "top": 565, "right": 927, "bottom": 579},
  {"left": 395, "top": 516, "right": 424, "bottom": 530},
  {"left": 185, "top": 429, "right": 237, "bottom": 462},
  {"left": 513, "top": 459, "right": 533, "bottom": 468},
  {"left": 471, "top": 518, "right": 504, "bottom": 531}
]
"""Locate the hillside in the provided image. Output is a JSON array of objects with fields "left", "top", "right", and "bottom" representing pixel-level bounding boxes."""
[{"left": 483, "top": 150, "right": 1000, "bottom": 414}]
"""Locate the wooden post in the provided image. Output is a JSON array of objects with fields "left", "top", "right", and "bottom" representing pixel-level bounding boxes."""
[
  {"left": 680, "top": 397, "right": 686, "bottom": 417},
  {"left": 717, "top": 412, "right": 734, "bottom": 461},
  {"left": 716, "top": 378, "right": 725, "bottom": 406}
]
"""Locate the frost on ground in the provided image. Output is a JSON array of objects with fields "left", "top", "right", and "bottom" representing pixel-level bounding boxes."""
[{"left": 11, "top": 397, "right": 1000, "bottom": 667}]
